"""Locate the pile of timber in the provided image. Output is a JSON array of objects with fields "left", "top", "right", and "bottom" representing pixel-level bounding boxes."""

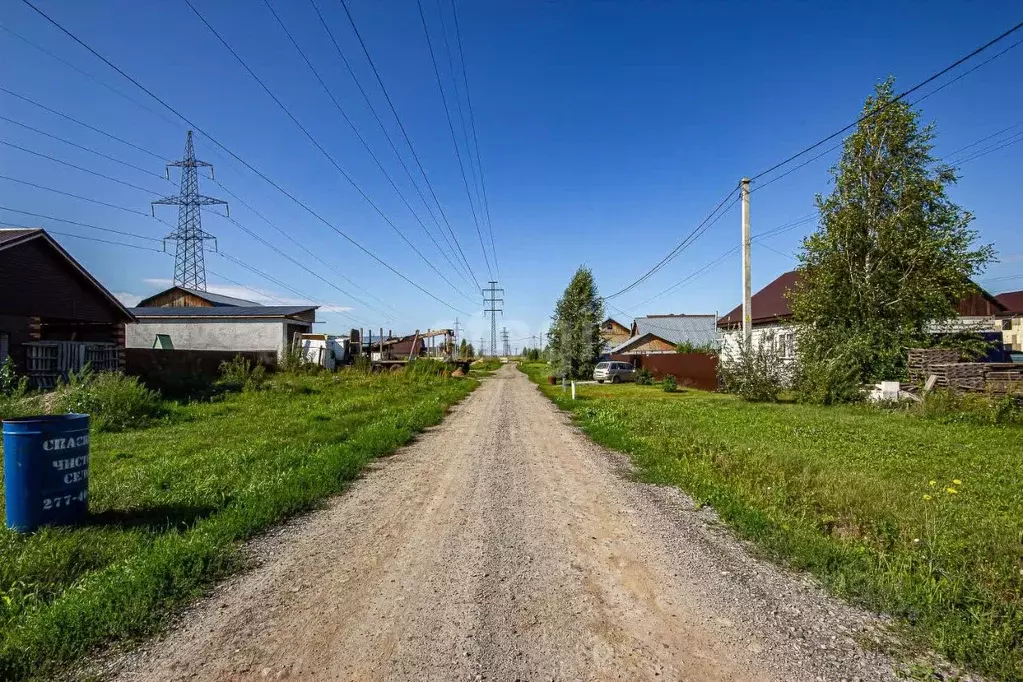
[
  {"left": 984, "top": 365, "right": 1023, "bottom": 395},
  {"left": 907, "top": 348, "right": 959, "bottom": 383}
]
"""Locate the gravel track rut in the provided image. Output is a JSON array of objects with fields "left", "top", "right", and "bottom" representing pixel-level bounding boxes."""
[{"left": 115, "top": 364, "right": 903, "bottom": 681}]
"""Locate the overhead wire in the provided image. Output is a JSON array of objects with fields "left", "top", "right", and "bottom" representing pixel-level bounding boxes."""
[
  {"left": 0, "top": 138, "right": 164, "bottom": 195},
  {"left": 604, "top": 185, "right": 740, "bottom": 300},
  {"left": 0, "top": 89, "right": 395, "bottom": 317},
  {"left": 415, "top": 0, "right": 492, "bottom": 279},
  {"left": 0, "top": 205, "right": 163, "bottom": 243},
  {"left": 336, "top": 0, "right": 481, "bottom": 288},
  {"left": 19, "top": 0, "right": 471, "bottom": 315},
  {"left": 259, "top": 0, "right": 477, "bottom": 294},
  {"left": 182, "top": 0, "right": 476, "bottom": 306},
  {"left": 449, "top": 0, "right": 498, "bottom": 281},
  {"left": 750, "top": 18, "right": 1023, "bottom": 182}
]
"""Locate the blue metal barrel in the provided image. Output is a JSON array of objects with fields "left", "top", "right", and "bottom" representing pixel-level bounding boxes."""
[{"left": 3, "top": 414, "right": 90, "bottom": 532}]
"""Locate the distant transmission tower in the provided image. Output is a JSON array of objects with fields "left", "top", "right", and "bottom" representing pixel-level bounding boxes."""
[
  {"left": 501, "top": 327, "right": 510, "bottom": 356},
  {"left": 152, "top": 130, "right": 228, "bottom": 291},
  {"left": 482, "top": 280, "right": 503, "bottom": 357}
]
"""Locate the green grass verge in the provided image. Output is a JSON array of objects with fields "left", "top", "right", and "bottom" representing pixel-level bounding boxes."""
[
  {"left": 0, "top": 370, "right": 476, "bottom": 681},
  {"left": 519, "top": 362, "right": 1023, "bottom": 681}
]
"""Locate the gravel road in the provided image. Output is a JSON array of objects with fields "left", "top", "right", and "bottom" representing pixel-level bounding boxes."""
[{"left": 114, "top": 364, "right": 908, "bottom": 681}]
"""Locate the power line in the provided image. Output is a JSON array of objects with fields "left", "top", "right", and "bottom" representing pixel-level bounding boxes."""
[
  {"left": 416, "top": 0, "right": 492, "bottom": 279},
  {"left": 183, "top": 0, "right": 475, "bottom": 305},
  {"left": 307, "top": 0, "right": 476, "bottom": 290},
  {"left": 0, "top": 90, "right": 392, "bottom": 317},
  {"left": 0, "top": 115, "right": 170, "bottom": 181},
  {"left": 0, "top": 138, "right": 161, "bottom": 195},
  {"left": 605, "top": 185, "right": 739, "bottom": 300},
  {"left": 0, "top": 205, "right": 163, "bottom": 243},
  {"left": 0, "top": 173, "right": 155, "bottom": 217},
  {"left": 0, "top": 221, "right": 165, "bottom": 253},
  {"left": 259, "top": 0, "right": 476, "bottom": 294},
  {"left": 449, "top": 0, "right": 498, "bottom": 281},
  {"left": 336, "top": 0, "right": 481, "bottom": 289},
  {"left": 952, "top": 130, "right": 1023, "bottom": 165},
  {"left": 750, "top": 18, "right": 1023, "bottom": 182},
  {"left": 0, "top": 86, "right": 166, "bottom": 162},
  {"left": 19, "top": 0, "right": 470, "bottom": 315}
]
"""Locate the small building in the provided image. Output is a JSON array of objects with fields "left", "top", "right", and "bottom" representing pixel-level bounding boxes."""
[
  {"left": 609, "top": 332, "right": 676, "bottom": 355},
  {"left": 599, "top": 318, "right": 631, "bottom": 350},
  {"left": 127, "top": 303, "right": 317, "bottom": 357},
  {"left": 630, "top": 314, "right": 718, "bottom": 349},
  {"left": 0, "top": 228, "right": 135, "bottom": 386},
  {"left": 997, "top": 290, "right": 1023, "bottom": 352},
  {"left": 137, "top": 285, "right": 257, "bottom": 308},
  {"left": 718, "top": 270, "right": 1010, "bottom": 363}
]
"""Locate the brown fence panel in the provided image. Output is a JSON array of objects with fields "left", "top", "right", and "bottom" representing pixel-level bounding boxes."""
[{"left": 610, "top": 352, "right": 718, "bottom": 391}]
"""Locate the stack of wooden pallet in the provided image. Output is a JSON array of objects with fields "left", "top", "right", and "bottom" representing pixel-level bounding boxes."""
[
  {"left": 985, "top": 367, "right": 1023, "bottom": 395},
  {"left": 928, "top": 362, "right": 986, "bottom": 391},
  {"left": 907, "top": 348, "right": 959, "bottom": 383}
]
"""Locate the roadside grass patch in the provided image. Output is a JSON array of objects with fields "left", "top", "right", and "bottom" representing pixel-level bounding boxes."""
[
  {"left": 0, "top": 370, "right": 475, "bottom": 681},
  {"left": 518, "top": 362, "right": 1023, "bottom": 681}
]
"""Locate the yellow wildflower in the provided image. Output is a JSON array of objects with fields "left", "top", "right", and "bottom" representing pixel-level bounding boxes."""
[
  {"left": 923, "top": 494, "right": 932, "bottom": 501},
  {"left": 928, "top": 480, "right": 936, "bottom": 487},
  {"left": 952, "top": 479, "right": 962, "bottom": 485},
  {"left": 946, "top": 488, "right": 958, "bottom": 494}
]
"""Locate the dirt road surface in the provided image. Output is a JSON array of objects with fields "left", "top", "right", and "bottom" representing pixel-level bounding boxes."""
[{"left": 115, "top": 364, "right": 904, "bottom": 681}]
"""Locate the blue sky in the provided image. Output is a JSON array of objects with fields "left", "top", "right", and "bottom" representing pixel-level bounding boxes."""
[{"left": 2, "top": 1, "right": 1022, "bottom": 352}]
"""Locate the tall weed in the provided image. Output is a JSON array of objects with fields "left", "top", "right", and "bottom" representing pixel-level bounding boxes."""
[{"left": 52, "top": 369, "right": 165, "bottom": 432}]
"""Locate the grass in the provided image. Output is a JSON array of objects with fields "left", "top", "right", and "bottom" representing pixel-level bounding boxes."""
[
  {"left": 519, "top": 362, "right": 1023, "bottom": 681},
  {"left": 0, "top": 369, "right": 476, "bottom": 681}
]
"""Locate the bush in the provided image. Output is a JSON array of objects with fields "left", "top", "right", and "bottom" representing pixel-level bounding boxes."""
[
  {"left": 217, "top": 355, "right": 267, "bottom": 392},
  {"left": 675, "top": 340, "right": 718, "bottom": 355},
  {"left": 662, "top": 375, "right": 678, "bottom": 392},
  {"left": 718, "top": 333, "right": 784, "bottom": 402},
  {"left": 916, "top": 388, "right": 1023, "bottom": 425},
  {"left": 351, "top": 354, "right": 372, "bottom": 372},
  {"left": 793, "top": 340, "right": 865, "bottom": 405},
  {"left": 52, "top": 369, "right": 165, "bottom": 432},
  {"left": 405, "top": 358, "right": 449, "bottom": 377},
  {"left": 635, "top": 369, "right": 654, "bottom": 385}
]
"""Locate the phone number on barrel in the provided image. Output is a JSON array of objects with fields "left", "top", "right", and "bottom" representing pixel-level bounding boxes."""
[{"left": 42, "top": 490, "right": 87, "bottom": 511}]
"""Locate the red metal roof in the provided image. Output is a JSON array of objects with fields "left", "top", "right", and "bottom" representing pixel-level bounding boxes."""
[
  {"left": 997, "top": 290, "right": 1023, "bottom": 314},
  {"left": 717, "top": 271, "right": 801, "bottom": 328}
]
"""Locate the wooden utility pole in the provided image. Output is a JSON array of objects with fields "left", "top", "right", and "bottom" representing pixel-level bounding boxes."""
[{"left": 741, "top": 178, "right": 752, "bottom": 345}]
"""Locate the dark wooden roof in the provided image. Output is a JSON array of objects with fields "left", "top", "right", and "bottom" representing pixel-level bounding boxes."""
[
  {"left": 0, "top": 228, "right": 135, "bottom": 322},
  {"left": 718, "top": 271, "right": 801, "bottom": 328},
  {"left": 996, "top": 290, "right": 1023, "bottom": 314},
  {"left": 718, "top": 269, "right": 1008, "bottom": 328},
  {"left": 137, "top": 286, "right": 257, "bottom": 308},
  {"left": 130, "top": 306, "right": 316, "bottom": 319}
]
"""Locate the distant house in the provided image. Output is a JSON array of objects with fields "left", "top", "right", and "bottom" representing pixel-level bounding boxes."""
[
  {"left": 137, "top": 285, "right": 257, "bottom": 308},
  {"left": 630, "top": 314, "right": 718, "bottom": 350},
  {"left": 599, "top": 318, "right": 631, "bottom": 351},
  {"left": 997, "top": 291, "right": 1023, "bottom": 351},
  {"left": 609, "top": 332, "right": 676, "bottom": 355},
  {"left": 718, "top": 270, "right": 1010, "bottom": 363},
  {"left": 126, "top": 286, "right": 317, "bottom": 358}
]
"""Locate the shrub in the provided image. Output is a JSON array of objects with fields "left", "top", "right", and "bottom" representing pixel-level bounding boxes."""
[
  {"left": 916, "top": 388, "right": 1023, "bottom": 425},
  {"left": 0, "top": 357, "right": 28, "bottom": 398},
  {"left": 718, "top": 333, "right": 786, "bottom": 402},
  {"left": 405, "top": 358, "right": 449, "bottom": 377},
  {"left": 351, "top": 354, "right": 372, "bottom": 372},
  {"left": 217, "top": 355, "right": 267, "bottom": 393},
  {"left": 792, "top": 339, "right": 866, "bottom": 405},
  {"left": 635, "top": 369, "right": 654, "bottom": 385},
  {"left": 675, "top": 340, "right": 718, "bottom": 355},
  {"left": 52, "top": 369, "right": 165, "bottom": 432},
  {"left": 662, "top": 375, "right": 678, "bottom": 393}
]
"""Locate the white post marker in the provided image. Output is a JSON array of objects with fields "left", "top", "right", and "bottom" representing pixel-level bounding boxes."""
[
  {"left": 571, "top": 381, "right": 576, "bottom": 400},
  {"left": 741, "top": 177, "right": 752, "bottom": 346}
]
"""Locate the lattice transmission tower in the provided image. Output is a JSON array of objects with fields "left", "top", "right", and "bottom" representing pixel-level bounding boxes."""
[
  {"left": 152, "top": 130, "right": 228, "bottom": 291},
  {"left": 482, "top": 280, "right": 503, "bottom": 357},
  {"left": 501, "top": 327, "right": 510, "bottom": 357}
]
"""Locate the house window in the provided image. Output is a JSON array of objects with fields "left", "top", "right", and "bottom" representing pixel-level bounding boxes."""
[
  {"left": 1003, "top": 319, "right": 1013, "bottom": 331},
  {"left": 776, "top": 331, "right": 795, "bottom": 359}
]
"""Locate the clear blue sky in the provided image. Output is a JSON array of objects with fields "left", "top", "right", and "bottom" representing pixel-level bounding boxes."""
[{"left": 2, "top": 1, "right": 1021, "bottom": 351}]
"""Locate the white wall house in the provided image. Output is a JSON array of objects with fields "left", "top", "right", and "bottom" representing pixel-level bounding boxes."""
[
  {"left": 717, "top": 270, "right": 1010, "bottom": 366},
  {"left": 126, "top": 306, "right": 317, "bottom": 358}
]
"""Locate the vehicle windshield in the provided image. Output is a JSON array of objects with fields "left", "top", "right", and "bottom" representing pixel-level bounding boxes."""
[{"left": 595, "top": 362, "right": 610, "bottom": 369}]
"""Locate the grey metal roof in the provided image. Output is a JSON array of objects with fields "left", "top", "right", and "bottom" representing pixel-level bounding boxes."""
[
  {"left": 176, "top": 286, "right": 258, "bottom": 307},
  {"left": 130, "top": 306, "right": 316, "bottom": 319},
  {"left": 632, "top": 315, "right": 718, "bottom": 346}
]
